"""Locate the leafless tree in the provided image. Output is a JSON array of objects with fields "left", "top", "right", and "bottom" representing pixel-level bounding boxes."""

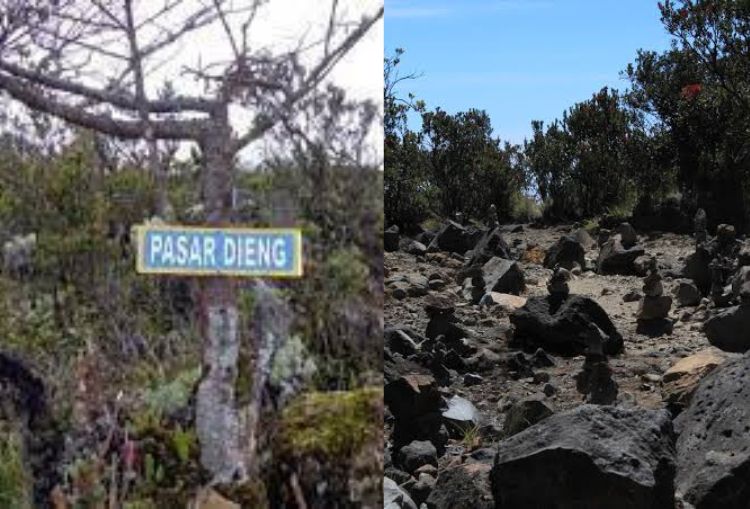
[{"left": 0, "top": 0, "right": 382, "bottom": 482}]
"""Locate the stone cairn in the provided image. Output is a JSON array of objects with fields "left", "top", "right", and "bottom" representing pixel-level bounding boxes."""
[
  {"left": 544, "top": 266, "right": 618, "bottom": 404},
  {"left": 488, "top": 203, "right": 499, "bottom": 229},
  {"left": 574, "top": 322, "right": 618, "bottom": 405},
  {"left": 710, "top": 224, "right": 740, "bottom": 307},
  {"left": 637, "top": 258, "right": 672, "bottom": 321},
  {"left": 546, "top": 266, "right": 571, "bottom": 300},
  {"left": 694, "top": 208, "right": 707, "bottom": 247},
  {"left": 710, "top": 255, "right": 734, "bottom": 307}
]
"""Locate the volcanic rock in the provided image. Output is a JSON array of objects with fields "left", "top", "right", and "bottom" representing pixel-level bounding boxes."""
[
  {"left": 510, "top": 295, "right": 624, "bottom": 356},
  {"left": 675, "top": 352, "right": 750, "bottom": 508},
  {"left": 491, "top": 405, "right": 676, "bottom": 509}
]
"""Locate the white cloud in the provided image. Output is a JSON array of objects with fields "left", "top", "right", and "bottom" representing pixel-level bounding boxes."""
[{"left": 386, "top": 0, "right": 552, "bottom": 19}]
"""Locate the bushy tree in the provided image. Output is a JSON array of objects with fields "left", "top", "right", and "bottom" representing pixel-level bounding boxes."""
[
  {"left": 421, "top": 108, "right": 525, "bottom": 221},
  {"left": 384, "top": 49, "right": 430, "bottom": 230},
  {"left": 525, "top": 87, "right": 644, "bottom": 220},
  {"left": 624, "top": 0, "right": 750, "bottom": 228}
]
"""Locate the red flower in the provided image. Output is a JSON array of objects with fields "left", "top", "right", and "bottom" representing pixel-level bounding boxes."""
[{"left": 681, "top": 83, "right": 702, "bottom": 100}]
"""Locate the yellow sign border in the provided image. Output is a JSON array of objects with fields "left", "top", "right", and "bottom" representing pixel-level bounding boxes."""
[{"left": 133, "top": 224, "right": 303, "bottom": 278}]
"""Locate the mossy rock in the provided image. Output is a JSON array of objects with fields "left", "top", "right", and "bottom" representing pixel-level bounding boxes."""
[
  {"left": 277, "top": 386, "right": 382, "bottom": 460},
  {"left": 274, "top": 387, "right": 384, "bottom": 508}
]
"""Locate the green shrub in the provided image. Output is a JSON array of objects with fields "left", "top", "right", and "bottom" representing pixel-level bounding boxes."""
[{"left": 0, "top": 425, "right": 32, "bottom": 509}]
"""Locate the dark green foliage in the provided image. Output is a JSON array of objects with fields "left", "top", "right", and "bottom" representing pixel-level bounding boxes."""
[
  {"left": 624, "top": 0, "right": 750, "bottom": 229},
  {"left": 421, "top": 108, "right": 526, "bottom": 221},
  {"left": 524, "top": 87, "right": 653, "bottom": 221},
  {"left": 384, "top": 50, "right": 528, "bottom": 229},
  {"left": 384, "top": 49, "right": 432, "bottom": 230}
]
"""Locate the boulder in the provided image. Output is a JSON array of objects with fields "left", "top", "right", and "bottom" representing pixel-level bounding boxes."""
[
  {"left": 704, "top": 305, "right": 750, "bottom": 352},
  {"left": 597, "top": 234, "right": 645, "bottom": 275},
  {"left": 465, "top": 227, "right": 511, "bottom": 267},
  {"left": 491, "top": 405, "right": 676, "bottom": 509},
  {"left": 623, "top": 290, "right": 642, "bottom": 303},
  {"left": 716, "top": 223, "right": 736, "bottom": 243},
  {"left": 510, "top": 295, "right": 624, "bottom": 356},
  {"left": 385, "top": 225, "right": 400, "bottom": 252},
  {"left": 425, "top": 296, "right": 471, "bottom": 343},
  {"left": 661, "top": 349, "right": 727, "bottom": 413},
  {"left": 425, "top": 462, "right": 493, "bottom": 509},
  {"left": 543, "top": 235, "right": 585, "bottom": 270},
  {"left": 481, "top": 257, "right": 525, "bottom": 296},
  {"left": 572, "top": 228, "right": 596, "bottom": 250},
  {"left": 683, "top": 246, "right": 712, "bottom": 295},
  {"left": 673, "top": 279, "right": 701, "bottom": 307},
  {"left": 384, "top": 477, "right": 418, "bottom": 509},
  {"left": 499, "top": 224, "right": 524, "bottom": 234},
  {"left": 427, "top": 220, "right": 482, "bottom": 254},
  {"left": 675, "top": 352, "right": 750, "bottom": 508},
  {"left": 385, "top": 374, "right": 445, "bottom": 447}
]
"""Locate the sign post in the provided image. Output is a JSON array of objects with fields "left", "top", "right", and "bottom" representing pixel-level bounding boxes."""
[
  {"left": 133, "top": 222, "right": 303, "bottom": 478},
  {"left": 133, "top": 224, "right": 303, "bottom": 278}
]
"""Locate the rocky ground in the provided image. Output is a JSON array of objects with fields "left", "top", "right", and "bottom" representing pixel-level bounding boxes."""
[{"left": 383, "top": 220, "right": 750, "bottom": 509}]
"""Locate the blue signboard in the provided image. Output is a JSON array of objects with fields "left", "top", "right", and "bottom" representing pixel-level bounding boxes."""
[{"left": 134, "top": 224, "right": 303, "bottom": 277}]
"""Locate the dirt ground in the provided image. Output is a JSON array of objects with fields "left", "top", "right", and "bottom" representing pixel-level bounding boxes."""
[{"left": 385, "top": 224, "right": 715, "bottom": 456}]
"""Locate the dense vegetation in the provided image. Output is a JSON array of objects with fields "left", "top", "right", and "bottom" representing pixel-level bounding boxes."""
[
  {"left": 385, "top": 0, "right": 750, "bottom": 232},
  {"left": 0, "top": 132, "right": 383, "bottom": 507}
]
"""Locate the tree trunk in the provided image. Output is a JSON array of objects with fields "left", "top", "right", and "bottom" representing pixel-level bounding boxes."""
[{"left": 194, "top": 115, "right": 245, "bottom": 482}]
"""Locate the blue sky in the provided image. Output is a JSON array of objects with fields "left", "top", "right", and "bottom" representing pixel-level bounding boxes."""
[{"left": 385, "top": 0, "right": 674, "bottom": 145}]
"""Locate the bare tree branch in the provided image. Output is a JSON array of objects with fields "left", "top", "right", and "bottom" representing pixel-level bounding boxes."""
[
  {"left": 0, "top": 71, "right": 203, "bottom": 139},
  {"left": 233, "top": 5, "right": 383, "bottom": 150}
]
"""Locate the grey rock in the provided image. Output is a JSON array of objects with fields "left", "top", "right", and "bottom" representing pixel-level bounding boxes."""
[
  {"left": 704, "top": 305, "right": 750, "bottom": 352},
  {"left": 597, "top": 234, "right": 646, "bottom": 275},
  {"left": 491, "top": 405, "right": 676, "bottom": 509},
  {"left": 510, "top": 295, "right": 624, "bottom": 356},
  {"left": 481, "top": 257, "right": 525, "bottom": 296},
  {"left": 674, "top": 279, "right": 701, "bottom": 307},
  {"left": 403, "top": 239, "right": 428, "bottom": 256},
  {"left": 544, "top": 234, "right": 586, "bottom": 270},
  {"left": 427, "top": 220, "right": 482, "bottom": 254},
  {"left": 675, "top": 353, "right": 750, "bottom": 508},
  {"left": 616, "top": 222, "right": 638, "bottom": 248},
  {"left": 396, "top": 440, "right": 438, "bottom": 473},
  {"left": 465, "top": 227, "right": 511, "bottom": 267}
]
